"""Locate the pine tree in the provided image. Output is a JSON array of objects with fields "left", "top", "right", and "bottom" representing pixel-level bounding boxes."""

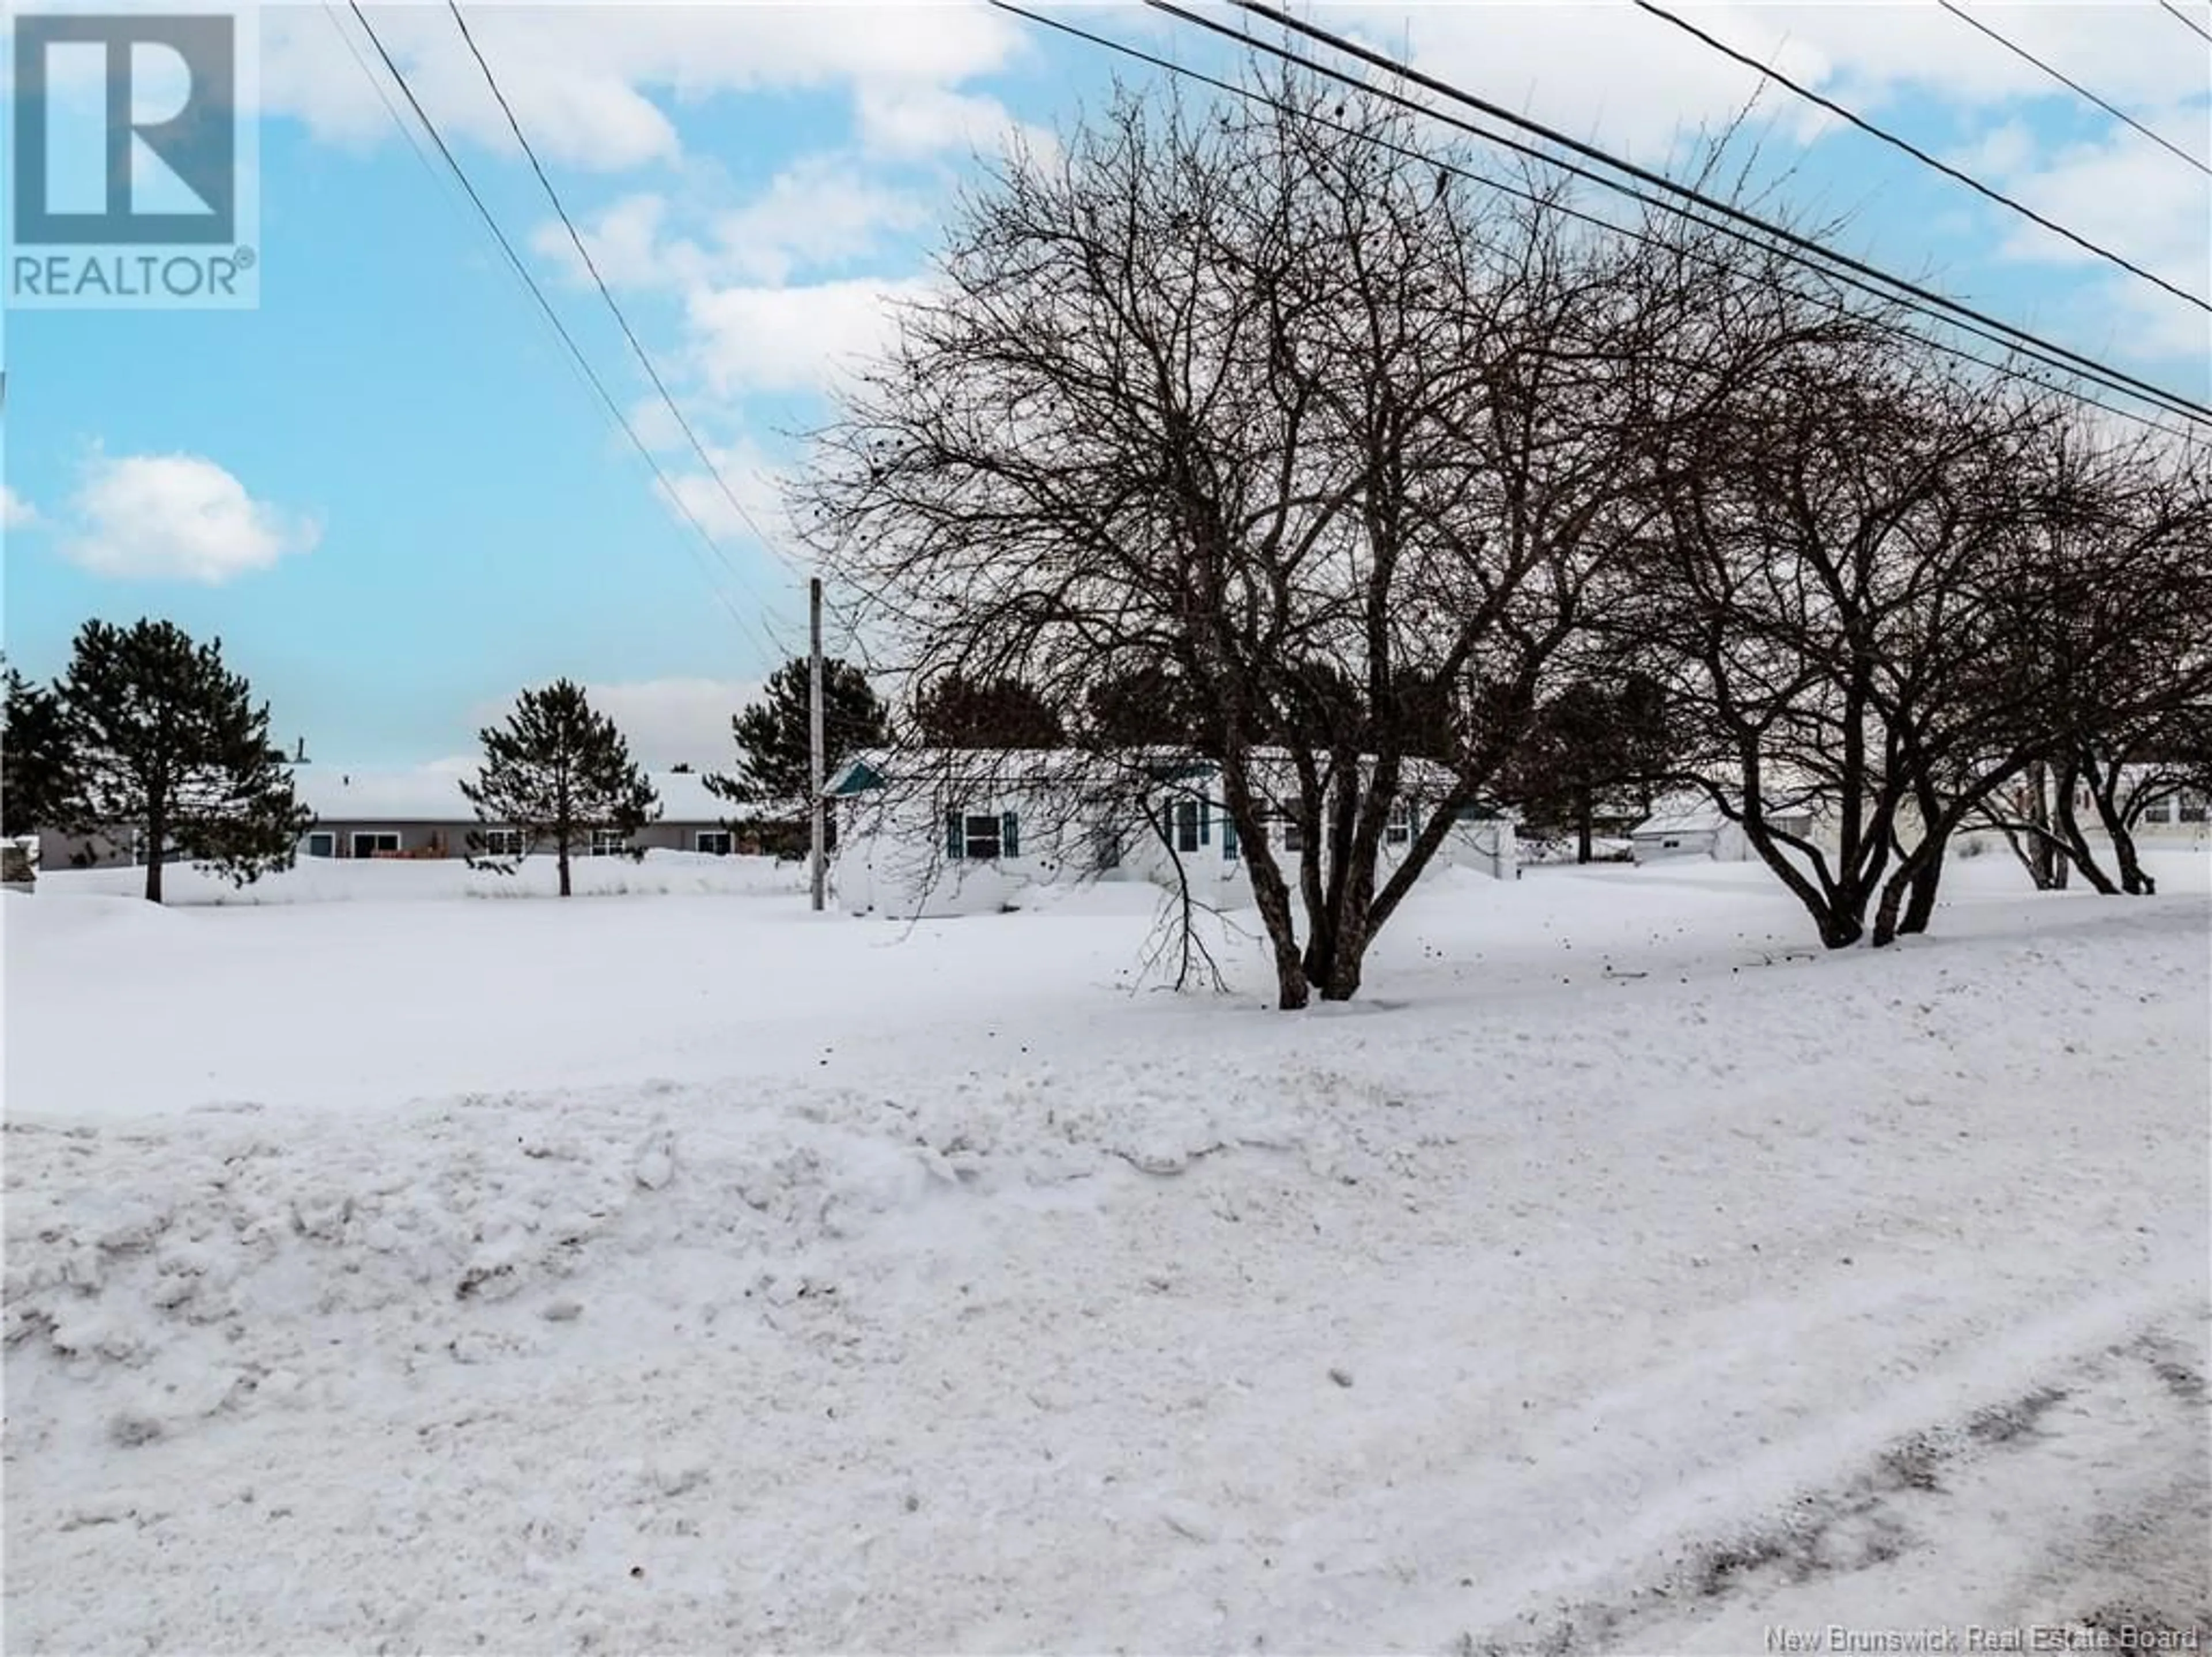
[
  {"left": 2, "top": 661, "right": 75, "bottom": 838},
  {"left": 461, "top": 680, "right": 660, "bottom": 898},
  {"left": 706, "top": 657, "right": 888, "bottom": 856},
  {"left": 912, "top": 672, "right": 1064, "bottom": 748},
  {"left": 1499, "top": 675, "right": 1675, "bottom": 862},
  {"left": 54, "top": 619, "right": 312, "bottom": 903},
  {"left": 1085, "top": 665, "right": 1207, "bottom": 748}
]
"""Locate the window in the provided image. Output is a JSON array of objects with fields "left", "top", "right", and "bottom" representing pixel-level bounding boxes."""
[
  {"left": 695, "top": 830, "right": 734, "bottom": 856},
  {"left": 1093, "top": 826, "right": 1123, "bottom": 871},
  {"left": 2180, "top": 790, "right": 2209, "bottom": 824},
  {"left": 351, "top": 831, "right": 400, "bottom": 858},
  {"left": 2140, "top": 796, "right": 2173, "bottom": 825},
  {"left": 1281, "top": 818, "right": 1304, "bottom": 854},
  {"left": 1174, "top": 799, "right": 1202, "bottom": 854},
  {"left": 304, "top": 831, "right": 336, "bottom": 859},
  {"left": 591, "top": 828, "right": 631, "bottom": 857},
  {"left": 480, "top": 828, "right": 525, "bottom": 858},
  {"left": 946, "top": 809, "right": 1017, "bottom": 861},
  {"left": 1386, "top": 801, "right": 1412, "bottom": 846},
  {"left": 1222, "top": 815, "right": 1239, "bottom": 861}
]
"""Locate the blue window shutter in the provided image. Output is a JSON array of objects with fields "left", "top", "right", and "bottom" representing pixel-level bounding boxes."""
[
  {"left": 1001, "top": 811, "right": 1020, "bottom": 857},
  {"left": 1223, "top": 815, "right": 1239, "bottom": 860},
  {"left": 946, "top": 811, "right": 963, "bottom": 860},
  {"left": 1199, "top": 799, "right": 1210, "bottom": 845}
]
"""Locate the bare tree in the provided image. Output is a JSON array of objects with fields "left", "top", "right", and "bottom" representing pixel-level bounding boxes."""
[
  {"left": 1988, "top": 426, "right": 2212, "bottom": 899},
  {"left": 798, "top": 75, "right": 1660, "bottom": 1005}
]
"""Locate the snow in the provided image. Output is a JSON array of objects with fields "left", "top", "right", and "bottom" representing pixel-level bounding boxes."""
[{"left": 5, "top": 849, "right": 2207, "bottom": 1651}]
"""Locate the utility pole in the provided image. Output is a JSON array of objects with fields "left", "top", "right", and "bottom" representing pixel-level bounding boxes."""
[{"left": 809, "top": 576, "right": 827, "bottom": 913}]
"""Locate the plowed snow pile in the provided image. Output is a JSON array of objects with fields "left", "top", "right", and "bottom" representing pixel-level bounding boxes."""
[{"left": 5, "top": 857, "right": 2207, "bottom": 1652}]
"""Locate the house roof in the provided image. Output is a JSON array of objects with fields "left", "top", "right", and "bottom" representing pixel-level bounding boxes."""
[{"left": 293, "top": 766, "right": 730, "bottom": 824}]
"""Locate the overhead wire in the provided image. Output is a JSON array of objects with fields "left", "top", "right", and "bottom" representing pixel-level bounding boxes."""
[
  {"left": 2155, "top": 1, "right": 2212, "bottom": 47},
  {"left": 1173, "top": 0, "right": 2212, "bottom": 427},
  {"left": 1630, "top": 0, "right": 2209, "bottom": 314},
  {"left": 445, "top": 0, "right": 810, "bottom": 600},
  {"left": 985, "top": 1, "right": 2212, "bottom": 441},
  {"left": 342, "top": 2, "right": 793, "bottom": 663},
  {"left": 1935, "top": 0, "right": 2210, "bottom": 180}
]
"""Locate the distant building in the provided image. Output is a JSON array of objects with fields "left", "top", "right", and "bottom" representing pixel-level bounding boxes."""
[
  {"left": 824, "top": 748, "right": 1517, "bottom": 920},
  {"left": 41, "top": 767, "right": 744, "bottom": 869},
  {"left": 1628, "top": 793, "right": 1813, "bottom": 863}
]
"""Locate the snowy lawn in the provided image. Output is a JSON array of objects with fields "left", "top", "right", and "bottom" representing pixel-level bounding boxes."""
[{"left": 4, "top": 850, "right": 2207, "bottom": 1652}]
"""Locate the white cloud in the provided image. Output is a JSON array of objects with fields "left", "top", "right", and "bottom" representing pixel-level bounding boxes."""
[
  {"left": 471, "top": 677, "right": 762, "bottom": 771},
  {"left": 654, "top": 436, "right": 799, "bottom": 551},
  {"left": 711, "top": 157, "right": 929, "bottom": 283},
  {"left": 2, "top": 486, "right": 39, "bottom": 529},
  {"left": 626, "top": 392, "right": 689, "bottom": 454},
  {"left": 855, "top": 82, "right": 1049, "bottom": 161},
  {"left": 60, "top": 453, "right": 320, "bottom": 584},
  {"left": 683, "top": 275, "right": 934, "bottom": 396},
  {"left": 264, "top": 3, "right": 1028, "bottom": 172},
  {"left": 532, "top": 192, "right": 705, "bottom": 291},
  {"left": 536, "top": 159, "right": 927, "bottom": 294}
]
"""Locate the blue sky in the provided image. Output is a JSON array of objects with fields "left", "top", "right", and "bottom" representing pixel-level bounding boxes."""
[{"left": 5, "top": 2, "right": 2206, "bottom": 770}]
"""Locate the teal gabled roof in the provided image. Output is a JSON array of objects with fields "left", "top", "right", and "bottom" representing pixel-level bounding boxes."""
[{"left": 825, "top": 758, "right": 889, "bottom": 798}]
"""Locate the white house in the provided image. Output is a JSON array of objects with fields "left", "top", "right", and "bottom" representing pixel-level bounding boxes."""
[
  {"left": 824, "top": 749, "right": 1517, "bottom": 919},
  {"left": 2077, "top": 769, "right": 2210, "bottom": 842},
  {"left": 1628, "top": 792, "right": 1815, "bottom": 863}
]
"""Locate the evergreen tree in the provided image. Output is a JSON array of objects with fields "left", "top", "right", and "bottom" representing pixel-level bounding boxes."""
[
  {"left": 461, "top": 679, "right": 659, "bottom": 898},
  {"left": 2, "top": 661, "right": 75, "bottom": 837},
  {"left": 1499, "top": 675, "right": 1675, "bottom": 862},
  {"left": 54, "top": 619, "right": 312, "bottom": 903},
  {"left": 912, "top": 672, "right": 1065, "bottom": 748},
  {"left": 1085, "top": 664, "right": 1208, "bottom": 748},
  {"left": 706, "top": 657, "right": 888, "bottom": 855}
]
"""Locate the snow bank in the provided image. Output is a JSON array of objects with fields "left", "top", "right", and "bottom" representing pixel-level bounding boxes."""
[{"left": 5, "top": 870, "right": 2206, "bottom": 1652}]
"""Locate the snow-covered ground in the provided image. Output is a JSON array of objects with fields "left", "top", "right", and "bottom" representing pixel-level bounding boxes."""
[{"left": 5, "top": 850, "right": 2207, "bottom": 1652}]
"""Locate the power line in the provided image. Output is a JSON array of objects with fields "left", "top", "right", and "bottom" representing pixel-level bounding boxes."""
[
  {"left": 445, "top": 1, "right": 808, "bottom": 589},
  {"left": 2156, "top": 0, "right": 2212, "bottom": 46},
  {"left": 1937, "top": 0, "right": 2209, "bottom": 179},
  {"left": 987, "top": 1, "right": 2205, "bottom": 443},
  {"left": 341, "top": 2, "right": 791, "bottom": 664},
  {"left": 1187, "top": 0, "right": 2212, "bottom": 426},
  {"left": 1630, "top": 0, "right": 2209, "bottom": 315},
  {"left": 321, "top": 1, "right": 624, "bottom": 430},
  {"left": 322, "top": 3, "right": 444, "bottom": 191}
]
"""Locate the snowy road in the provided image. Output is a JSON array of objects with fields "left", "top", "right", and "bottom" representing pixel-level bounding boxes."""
[{"left": 5, "top": 864, "right": 2207, "bottom": 1652}]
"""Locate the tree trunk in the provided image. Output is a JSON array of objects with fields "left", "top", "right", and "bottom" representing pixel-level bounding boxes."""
[
  {"left": 143, "top": 797, "right": 166, "bottom": 904},
  {"left": 2113, "top": 827, "right": 2156, "bottom": 896},
  {"left": 2055, "top": 770, "right": 2118, "bottom": 895},
  {"left": 1254, "top": 876, "right": 1309, "bottom": 1009},
  {"left": 1820, "top": 902, "right": 1865, "bottom": 949},
  {"left": 1871, "top": 860, "right": 1914, "bottom": 947},
  {"left": 1575, "top": 786, "right": 1593, "bottom": 865},
  {"left": 1991, "top": 814, "right": 2053, "bottom": 891},
  {"left": 1899, "top": 840, "right": 1945, "bottom": 935},
  {"left": 1218, "top": 759, "right": 1309, "bottom": 1011},
  {"left": 558, "top": 842, "right": 572, "bottom": 898},
  {"left": 1319, "top": 952, "right": 1365, "bottom": 1001},
  {"left": 1316, "top": 910, "right": 1369, "bottom": 1001}
]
